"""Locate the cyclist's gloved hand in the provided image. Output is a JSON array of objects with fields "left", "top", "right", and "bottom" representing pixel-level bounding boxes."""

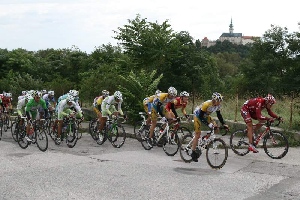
[
  {"left": 208, "top": 123, "right": 214, "bottom": 130},
  {"left": 223, "top": 124, "right": 229, "bottom": 130},
  {"left": 277, "top": 116, "right": 283, "bottom": 122}
]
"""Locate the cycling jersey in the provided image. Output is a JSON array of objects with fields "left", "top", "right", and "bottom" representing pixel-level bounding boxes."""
[
  {"left": 241, "top": 97, "right": 278, "bottom": 123},
  {"left": 25, "top": 98, "right": 48, "bottom": 120},
  {"left": 194, "top": 100, "right": 225, "bottom": 126},
  {"left": 57, "top": 99, "right": 83, "bottom": 120},
  {"left": 165, "top": 96, "right": 187, "bottom": 118},
  {"left": 143, "top": 95, "right": 156, "bottom": 114},
  {"left": 0, "top": 94, "right": 12, "bottom": 111},
  {"left": 151, "top": 93, "right": 175, "bottom": 119},
  {"left": 101, "top": 96, "right": 123, "bottom": 117},
  {"left": 16, "top": 98, "right": 27, "bottom": 116},
  {"left": 43, "top": 94, "right": 56, "bottom": 108}
]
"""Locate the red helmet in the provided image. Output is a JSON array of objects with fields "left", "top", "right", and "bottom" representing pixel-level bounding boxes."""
[{"left": 265, "top": 94, "right": 276, "bottom": 105}]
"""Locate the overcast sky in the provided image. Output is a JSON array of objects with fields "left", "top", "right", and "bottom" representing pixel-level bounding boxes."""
[{"left": 0, "top": 0, "right": 299, "bottom": 53}]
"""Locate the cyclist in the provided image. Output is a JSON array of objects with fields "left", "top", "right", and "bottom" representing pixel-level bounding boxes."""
[
  {"left": 25, "top": 91, "right": 48, "bottom": 141},
  {"left": 55, "top": 95, "right": 83, "bottom": 144},
  {"left": 241, "top": 94, "right": 283, "bottom": 153},
  {"left": 43, "top": 90, "right": 56, "bottom": 116},
  {"left": 56, "top": 90, "right": 79, "bottom": 112},
  {"left": 18, "top": 90, "right": 28, "bottom": 101},
  {"left": 142, "top": 89, "right": 161, "bottom": 127},
  {"left": 166, "top": 91, "right": 189, "bottom": 122},
  {"left": 97, "top": 91, "right": 124, "bottom": 141},
  {"left": 93, "top": 90, "right": 109, "bottom": 120},
  {"left": 16, "top": 94, "right": 33, "bottom": 127},
  {"left": 191, "top": 92, "right": 229, "bottom": 162},
  {"left": 148, "top": 87, "right": 177, "bottom": 147},
  {"left": 0, "top": 92, "right": 13, "bottom": 113}
]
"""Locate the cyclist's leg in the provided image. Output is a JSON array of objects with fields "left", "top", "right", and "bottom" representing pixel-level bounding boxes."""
[{"left": 191, "top": 115, "right": 201, "bottom": 162}]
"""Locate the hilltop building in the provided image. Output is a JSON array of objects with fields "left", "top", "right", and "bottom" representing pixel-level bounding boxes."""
[{"left": 202, "top": 19, "right": 257, "bottom": 47}]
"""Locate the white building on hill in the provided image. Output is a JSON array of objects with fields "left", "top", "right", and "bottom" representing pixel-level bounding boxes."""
[{"left": 202, "top": 19, "right": 258, "bottom": 47}]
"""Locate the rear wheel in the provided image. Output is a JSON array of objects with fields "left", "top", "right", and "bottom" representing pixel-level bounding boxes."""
[
  {"left": 206, "top": 138, "right": 228, "bottom": 169},
  {"left": 177, "top": 126, "right": 192, "bottom": 140},
  {"left": 263, "top": 131, "right": 289, "bottom": 159},
  {"left": 139, "top": 128, "right": 152, "bottom": 150},
  {"left": 230, "top": 130, "right": 249, "bottom": 156},
  {"left": 17, "top": 128, "right": 29, "bottom": 149},
  {"left": 3, "top": 115, "right": 9, "bottom": 132}
]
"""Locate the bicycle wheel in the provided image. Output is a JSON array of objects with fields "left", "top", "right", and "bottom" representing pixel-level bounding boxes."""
[
  {"left": 11, "top": 121, "right": 18, "bottom": 142},
  {"left": 66, "top": 123, "right": 78, "bottom": 148},
  {"left": 35, "top": 129, "right": 48, "bottom": 152},
  {"left": 90, "top": 120, "right": 100, "bottom": 140},
  {"left": 177, "top": 126, "right": 192, "bottom": 140},
  {"left": 133, "top": 120, "right": 143, "bottom": 135},
  {"left": 139, "top": 128, "right": 152, "bottom": 150},
  {"left": 110, "top": 124, "right": 126, "bottom": 148},
  {"left": 96, "top": 127, "right": 107, "bottom": 145},
  {"left": 3, "top": 115, "right": 9, "bottom": 132},
  {"left": 263, "top": 131, "right": 289, "bottom": 159},
  {"left": 17, "top": 129, "right": 29, "bottom": 149},
  {"left": 48, "top": 121, "right": 56, "bottom": 141},
  {"left": 89, "top": 119, "right": 97, "bottom": 135},
  {"left": 163, "top": 130, "right": 180, "bottom": 156},
  {"left": 180, "top": 134, "right": 199, "bottom": 163},
  {"left": 230, "top": 130, "right": 249, "bottom": 156},
  {"left": 206, "top": 138, "right": 228, "bottom": 169}
]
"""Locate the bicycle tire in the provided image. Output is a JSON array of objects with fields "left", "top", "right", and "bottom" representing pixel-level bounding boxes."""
[
  {"left": 90, "top": 120, "right": 100, "bottom": 140},
  {"left": 35, "top": 129, "right": 48, "bottom": 152},
  {"left": 139, "top": 128, "right": 152, "bottom": 150},
  {"left": 179, "top": 134, "right": 194, "bottom": 163},
  {"left": 3, "top": 115, "right": 9, "bottom": 132},
  {"left": 10, "top": 121, "right": 18, "bottom": 142},
  {"left": 263, "top": 131, "right": 289, "bottom": 159},
  {"left": 66, "top": 123, "right": 78, "bottom": 148},
  {"left": 133, "top": 120, "right": 143, "bottom": 135},
  {"left": 96, "top": 126, "right": 107, "bottom": 145},
  {"left": 48, "top": 121, "right": 57, "bottom": 141},
  {"left": 163, "top": 130, "right": 180, "bottom": 156},
  {"left": 177, "top": 126, "right": 192, "bottom": 140},
  {"left": 110, "top": 124, "right": 126, "bottom": 148},
  {"left": 206, "top": 138, "right": 228, "bottom": 169},
  {"left": 89, "top": 118, "right": 97, "bottom": 135},
  {"left": 230, "top": 130, "right": 250, "bottom": 156},
  {"left": 17, "top": 129, "right": 29, "bottom": 149}
]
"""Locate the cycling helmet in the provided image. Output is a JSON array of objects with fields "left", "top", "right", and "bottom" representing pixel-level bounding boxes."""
[
  {"left": 69, "top": 90, "right": 79, "bottom": 97},
  {"left": 212, "top": 92, "right": 223, "bottom": 101},
  {"left": 66, "top": 95, "right": 75, "bottom": 102},
  {"left": 114, "top": 91, "right": 122, "bottom": 100},
  {"left": 102, "top": 90, "right": 109, "bottom": 97},
  {"left": 155, "top": 90, "right": 161, "bottom": 95},
  {"left": 21, "top": 91, "right": 27, "bottom": 95},
  {"left": 25, "top": 94, "right": 33, "bottom": 101},
  {"left": 168, "top": 87, "right": 177, "bottom": 96},
  {"left": 4, "top": 92, "right": 12, "bottom": 98},
  {"left": 42, "top": 89, "right": 47, "bottom": 94},
  {"left": 48, "top": 90, "right": 54, "bottom": 96},
  {"left": 265, "top": 94, "right": 276, "bottom": 105},
  {"left": 180, "top": 91, "right": 189, "bottom": 97}
]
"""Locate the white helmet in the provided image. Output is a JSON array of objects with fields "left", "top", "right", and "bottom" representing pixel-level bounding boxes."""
[
  {"left": 66, "top": 95, "right": 75, "bottom": 102},
  {"left": 25, "top": 94, "right": 33, "bottom": 101},
  {"left": 69, "top": 90, "right": 79, "bottom": 97},
  {"left": 168, "top": 87, "right": 177, "bottom": 96},
  {"left": 102, "top": 90, "right": 109, "bottom": 97},
  {"left": 114, "top": 91, "right": 122, "bottom": 100},
  {"left": 212, "top": 92, "right": 223, "bottom": 101},
  {"left": 42, "top": 90, "right": 47, "bottom": 94},
  {"left": 48, "top": 90, "right": 54, "bottom": 96},
  {"left": 4, "top": 92, "right": 12, "bottom": 98},
  {"left": 180, "top": 91, "right": 189, "bottom": 97},
  {"left": 155, "top": 90, "right": 161, "bottom": 95},
  {"left": 22, "top": 91, "right": 27, "bottom": 95}
]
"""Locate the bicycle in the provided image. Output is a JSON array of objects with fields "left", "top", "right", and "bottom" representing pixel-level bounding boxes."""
[
  {"left": 16, "top": 117, "right": 48, "bottom": 152},
  {"left": 93, "top": 115, "right": 126, "bottom": 148},
  {"left": 50, "top": 116, "right": 81, "bottom": 148},
  {"left": 0, "top": 107, "right": 11, "bottom": 132},
  {"left": 180, "top": 127, "right": 229, "bottom": 169},
  {"left": 138, "top": 117, "right": 181, "bottom": 156},
  {"left": 230, "top": 119, "right": 289, "bottom": 159}
]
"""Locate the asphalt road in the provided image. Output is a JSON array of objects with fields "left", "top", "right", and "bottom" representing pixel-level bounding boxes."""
[{"left": 0, "top": 123, "right": 299, "bottom": 200}]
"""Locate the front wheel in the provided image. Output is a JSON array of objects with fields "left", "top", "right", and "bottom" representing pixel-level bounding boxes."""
[
  {"left": 110, "top": 125, "right": 126, "bottom": 148},
  {"left": 263, "top": 131, "right": 289, "bottom": 159},
  {"left": 35, "top": 129, "right": 48, "bottom": 152},
  {"left": 179, "top": 134, "right": 197, "bottom": 163},
  {"left": 206, "top": 138, "right": 228, "bottom": 169},
  {"left": 66, "top": 123, "right": 79, "bottom": 148},
  {"left": 163, "top": 130, "right": 180, "bottom": 156},
  {"left": 17, "top": 129, "right": 29, "bottom": 149},
  {"left": 230, "top": 130, "right": 249, "bottom": 156}
]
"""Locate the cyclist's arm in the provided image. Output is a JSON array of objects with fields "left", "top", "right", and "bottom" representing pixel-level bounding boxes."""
[
  {"left": 216, "top": 110, "right": 225, "bottom": 125},
  {"left": 170, "top": 103, "right": 178, "bottom": 118},
  {"left": 266, "top": 108, "right": 278, "bottom": 119}
]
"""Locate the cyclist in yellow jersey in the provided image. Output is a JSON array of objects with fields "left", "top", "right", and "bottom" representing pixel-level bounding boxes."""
[
  {"left": 143, "top": 90, "right": 161, "bottom": 126},
  {"left": 148, "top": 87, "right": 177, "bottom": 147},
  {"left": 191, "top": 92, "right": 229, "bottom": 162},
  {"left": 93, "top": 90, "right": 109, "bottom": 119}
]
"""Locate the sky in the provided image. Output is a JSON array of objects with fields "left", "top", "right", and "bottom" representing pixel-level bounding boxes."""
[{"left": 0, "top": 0, "right": 299, "bottom": 53}]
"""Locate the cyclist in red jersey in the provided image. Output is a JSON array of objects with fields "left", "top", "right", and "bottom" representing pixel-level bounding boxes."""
[
  {"left": 166, "top": 91, "right": 189, "bottom": 121},
  {"left": 241, "top": 94, "right": 283, "bottom": 153},
  {"left": 0, "top": 92, "right": 12, "bottom": 113}
]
